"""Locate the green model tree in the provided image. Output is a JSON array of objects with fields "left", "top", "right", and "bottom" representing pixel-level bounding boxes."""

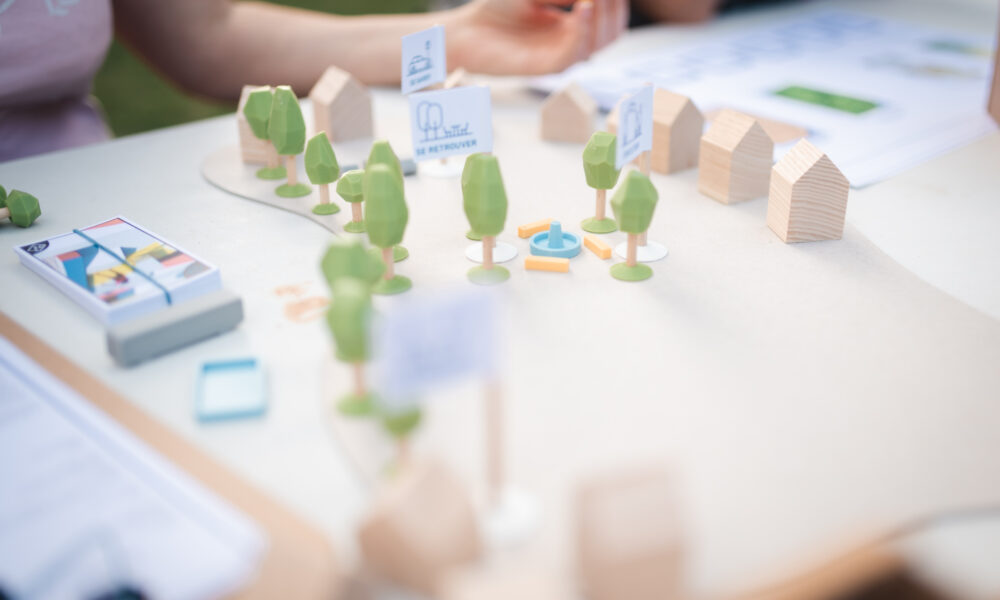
[
  {"left": 610, "top": 170, "right": 658, "bottom": 282},
  {"left": 365, "top": 163, "right": 411, "bottom": 295},
  {"left": 365, "top": 140, "right": 408, "bottom": 262},
  {"left": 321, "top": 239, "right": 384, "bottom": 289},
  {"left": 462, "top": 153, "right": 509, "bottom": 285},
  {"left": 337, "top": 170, "right": 366, "bottom": 233},
  {"left": 268, "top": 85, "right": 311, "bottom": 198},
  {"left": 305, "top": 132, "right": 341, "bottom": 215},
  {"left": 242, "top": 86, "right": 286, "bottom": 181},
  {"left": 326, "top": 278, "right": 378, "bottom": 416},
  {"left": 582, "top": 131, "right": 622, "bottom": 234},
  {"left": 0, "top": 189, "right": 41, "bottom": 228}
]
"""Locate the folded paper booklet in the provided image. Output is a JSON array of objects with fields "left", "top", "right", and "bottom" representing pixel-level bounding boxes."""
[{"left": 15, "top": 217, "right": 222, "bottom": 325}]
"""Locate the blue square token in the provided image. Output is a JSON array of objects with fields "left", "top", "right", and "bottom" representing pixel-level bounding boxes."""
[{"left": 196, "top": 358, "right": 267, "bottom": 423}]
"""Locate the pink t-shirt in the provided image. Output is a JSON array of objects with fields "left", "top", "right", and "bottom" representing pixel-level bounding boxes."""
[{"left": 0, "top": 0, "right": 113, "bottom": 161}]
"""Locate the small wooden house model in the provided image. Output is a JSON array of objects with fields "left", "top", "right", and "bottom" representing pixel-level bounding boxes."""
[
  {"left": 309, "top": 65, "right": 373, "bottom": 142},
  {"left": 697, "top": 109, "right": 773, "bottom": 204},
  {"left": 540, "top": 82, "right": 597, "bottom": 144},
  {"left": 767, "top": 139, "right": 849, "bottom": 243}
]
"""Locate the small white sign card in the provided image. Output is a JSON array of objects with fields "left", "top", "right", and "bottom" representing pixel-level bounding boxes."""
[
  {"left": 614, "top": 85, "right": 654, "bottom": 169},
  {"left": 408, "top": 86, "right": 493, "bottom": 162},
  {"left": 372, "top": 288, "right": 500, "bottom": 414},
  {"left": 401, "top": 25, "right": 447, "bottom": 95}
]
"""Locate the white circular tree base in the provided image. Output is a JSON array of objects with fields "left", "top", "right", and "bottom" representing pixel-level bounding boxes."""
[
  {"left": 615, "top": 240, "right": 669, "bottom": 263},
  {"left": 482, "top": 487, "right": 542, "bottom": 550},
  {"left": 465, "top": 242, "right": 518, "bottom": 264},
  {"left": 419, "top": 158, "right": 464, "bottom": 178}
]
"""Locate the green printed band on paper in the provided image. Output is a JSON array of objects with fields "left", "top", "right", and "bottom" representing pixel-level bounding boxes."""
[{"left": 774, "top": 86, "right": 879, "bottom": 115}]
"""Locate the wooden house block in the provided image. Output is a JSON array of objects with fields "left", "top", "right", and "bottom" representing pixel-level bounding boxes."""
[
  {"left": 309, "top": 66, "right": 373, "bottom": 143},
  {"left": 607, "top": 89, "right": 704, "bottom": 174},
  {"left": 237, "top": 84, "right": 273, "bottom": 165},
  {"left": 697, "top": 109, "right": 774, "bottom": 204},
  {"left": 767, "top": 139, "right": 849, "bottom": 243},
  {"left": 540, "top": 83, "right": 597, "bottom": 144},
  {"left": 575, "top": 467, "right": 683, "bottom": 600},
  {"left": 358, "top": 459, "right": 481, "bottom": 595}
]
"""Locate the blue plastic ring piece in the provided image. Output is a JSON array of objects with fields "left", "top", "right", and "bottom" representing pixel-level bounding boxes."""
[{"left": 529, "top": 221, "right": 582, "bottom": 258}]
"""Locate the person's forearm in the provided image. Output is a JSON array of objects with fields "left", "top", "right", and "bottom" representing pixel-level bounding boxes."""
[{"left": 114, "top": 0, "right": 459, "bottom": 100}]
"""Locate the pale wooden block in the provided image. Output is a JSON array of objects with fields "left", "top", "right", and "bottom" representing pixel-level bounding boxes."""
[
  {"left": 697, "top": 109, "right": 774, "bottom": 204},
  {"left": 439, "top": 568, "right": 574, "bottom": 600},
  {"left": 309, "top": 65, "right": 373, "bottom": 143},
  {"left": 540, "top": 82, "right": 597, "bottom": 144},
  {"left": 576, "top": 467, "right": 683, "bottom": 600},
  {"left": 237, "top": 84, "right": 273, "bottom": 165},
  {"left": 767, "top": 139, "right": 849, "bottom": 243},
  {"left": 607, "top": 89, "right": 704, "bottom": 175},
  {"left": 357, "top": 459, "right": 481, "bottom": 595},
  {"left": 525, "top": 256, "right": 570, "bottom": 273}
]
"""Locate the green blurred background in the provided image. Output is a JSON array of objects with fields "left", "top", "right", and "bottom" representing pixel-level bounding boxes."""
[{"left": 92, "top": 0, "right": 427, "bottom": 137}]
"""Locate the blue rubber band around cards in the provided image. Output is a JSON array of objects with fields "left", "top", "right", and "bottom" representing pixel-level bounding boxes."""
[{"left": 73, "top": 228, "right": 173, "bottom": 305}]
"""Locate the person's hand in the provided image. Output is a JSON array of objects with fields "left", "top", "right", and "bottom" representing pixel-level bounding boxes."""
[{"left": 447, "top": 0, "right": 628, "bottom": 76}]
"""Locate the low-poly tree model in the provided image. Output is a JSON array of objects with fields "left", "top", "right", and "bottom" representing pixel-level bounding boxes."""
[
  {"left": 242, "top": 86, "right": 286, "bottom": 180},
  {"left": 610, "top": 170, "right": 658, "bottom": 282},
  {"left": 462, "top": 154, "right": 509, "bottom": 285},
  {"left": 268, "top": 85, "right": 311, "bottom": 198},
  {"left": 582, "top": 131, "right": 622, "bottom": 234},
  {"left": 0, "top": 189, "right": 41, "bottom": 228},
  {"left": 326, "top": 278, "right": 378, "bottom": 415},
  {"left": 321, "top": 239, "right": 384, "bottom": 289},
  {"left": 305, "top": 132, "right": 341, "bottom": 215},
  {"left": 338, "top": 170, "right": 366, "bottom": 233},
  {"left": 366, "top": 140, "right": 408, "bottom": 262},
  {"left": 365, "top": 163, "right": 411, "bottom": 295}
]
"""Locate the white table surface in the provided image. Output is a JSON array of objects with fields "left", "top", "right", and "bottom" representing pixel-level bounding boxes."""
[{"left": 2, "top": 0, "right": 1000, "bottom": 597}]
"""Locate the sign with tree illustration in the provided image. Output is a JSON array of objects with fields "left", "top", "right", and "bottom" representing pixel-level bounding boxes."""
[{"left": 408, "top": 86, "right": 493, "bottom": 162}]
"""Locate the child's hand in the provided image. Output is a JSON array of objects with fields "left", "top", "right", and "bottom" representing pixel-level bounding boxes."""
[{"left": 448, "top": 0, "right": 628, "bottom": 76}]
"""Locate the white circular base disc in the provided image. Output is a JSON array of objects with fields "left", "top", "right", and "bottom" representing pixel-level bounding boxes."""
[
  {"left": 483, "top": 487, "right": 542, "bottom": 549},
  {"left": 615, "top": 240, "right": 669, "bottom": 262},
  {"left": 419, "top": 158, "right": 464, "bottom": 178},
  {"left": 465, "top": 242, "right": 518, "bottom": 264}
]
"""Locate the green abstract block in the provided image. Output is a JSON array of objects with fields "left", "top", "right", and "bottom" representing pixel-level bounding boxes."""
[
  {"left": 583, "top": 131, "right": 621, "bottom": 190},
  {"left": 337, "top": 169, "right": 365, "bottom": 204},
  {"left": 325, "top": 279, "right": 373, "bottom": 363},
  {"left": 242, "top": 87, "right": 273, "bottom": 140},
  {"left": 305, "top": 132, "right": 340, "bottom": 185},
  {"left": 321, "top": 239, "right": 385, "bottom": 288},
  {"left": 268, "top": 85, "right": 306, "bottom": 156},
  {"left": 462, "top": 154, "right": 508, "bottom": 238},
  {"left": 364, "top": 164, "right": 408, "bottom": 250},
  {"left": 611, "top": 170, "right": 658, "bottom": 234},
  {"left": 2, "top": 190, "right": 41, "bottom": 228}
]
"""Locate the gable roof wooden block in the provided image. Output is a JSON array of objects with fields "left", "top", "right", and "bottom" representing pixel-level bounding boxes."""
[
  {"left": 606, "top": 89, "right": 705, "bottom": 174},
  {"left": 358, "top": 459, "right": 481, "bottom": 595},
  {"left": 237, "top": 84, "right": 273, "bottom": 165},
  {"left": 576, "top": 466, "right": 683, "bottom": 600},
  {"left": 309, "top": 66, "right": 373, "bottom": 143},
  {"left": 697, "top": 109, "right": 774, "bottom": 204},
  {"left": 767, "top": 139, "right": 849, "bottom": 243},
  {"left": 540, "top": 82, "right": 597, "bottom": 143}
]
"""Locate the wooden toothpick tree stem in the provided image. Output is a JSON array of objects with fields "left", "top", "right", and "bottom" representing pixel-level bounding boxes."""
[
  {"left": 627, "top": 233, "right": 638, "bottom": 267},
  {"left": 285, "top": 156, "right": 297, "bottom": 186},
  {"left": 352, "top": 362, "right": 365, "bottom": 397},
  {"left": 482, "top": 235, "right": 495, "bottom": 269},
  {"left": 352, "top": 202, "right": 363, "bottom": 223},
  {"left": 382, "top": 247, "right": 394, "bottom": 279},
  {"left": 595, "top": 188, "right": 607, "bottom": 220}
]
